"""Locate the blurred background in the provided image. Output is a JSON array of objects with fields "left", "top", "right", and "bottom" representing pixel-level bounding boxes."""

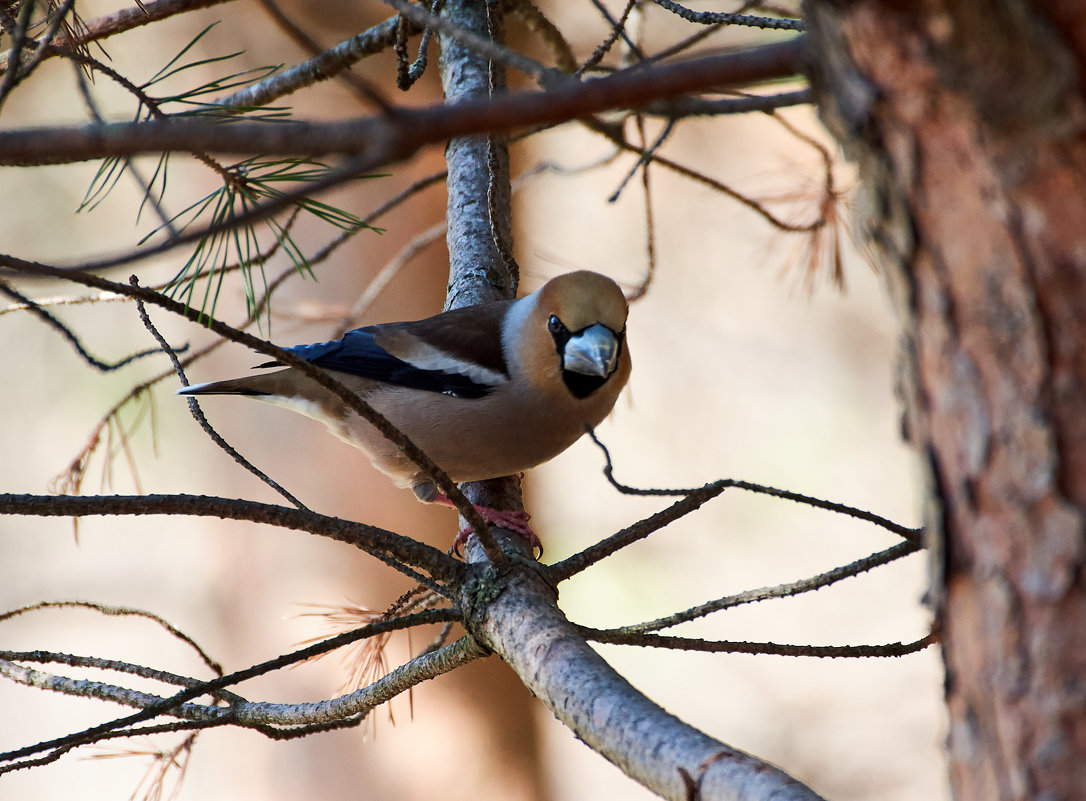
[{"left": 0, "top": 2, "right": 946, "bottom": 799}]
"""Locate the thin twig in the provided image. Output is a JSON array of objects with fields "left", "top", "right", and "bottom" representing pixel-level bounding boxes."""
[
  {"left": 612, "top": 540, "right": 922, "bottom": 634},
  {"left": 549, "top": 482, "right": 730, "bottom": 581},
  {"left": 0, "top": 257, "right": 495, "bottom": 548},
  {"left": 242, "top": 3, "right": 397, "bottom": 112},
  {"left": 649, "top": 0, "right": 806, "bottom": 31},
  {"left": 0, "top": 282, "right": 176, "bottom": 372},
  {"left": 380, "top": 0, "right": 564, "bottom": 87},
  {"left": 607, "top": 117, "right": 672, "bottom": 203},
  {"left": 578, "top": 0, "right": 637, "bottom": 77},
  {"left": 580, "top": 628, "right": 936, "bottom": 657},
  {"left": 0, "top": 600, "right": 222, "bottom": 675},
  {"left": 645, "top": 21, "right": 724, "bottom": 64},
  {"left": 585, "top": 0, "right": 643, "bottom": 65},
  {"left": 0, "top": 609, "right": 462, "bottom": 771},
  {"left": 46, "top": 253, "right": 301, "bottom": 505},
  {"left": 395, "top": 0, "right": 443, "bottom": 90},
  {"left": 1, "top": 720, "right": 218, "bottom": 775},
  {"left": 10, "top": 0, "right": 78, "bottom": 90},
  {"left": 131, "top": 276, "right": 308, "bottom": 510},
  {"left": 655, "top": 87, "right": 812, "bottom": 117},
  {"left": 0, "top": 0, "right": 38, "bottom": 109},
  {"left": 623, "top": 116, "right": 664, "bottom": 302},
  {"left": 586, "top": 429, "right": 922, "bottom": 542},
  {"left": 584, "top": 116, "right": 823, "bottom": 233}
]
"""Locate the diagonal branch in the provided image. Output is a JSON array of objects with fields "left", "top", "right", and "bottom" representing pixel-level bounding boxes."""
[
  {"left": 614, "top": 539, "right": 922, "bottom": 634},
  {"left": 467, "top": 566, "right": 826, "bottom": 801},
  {"left": 0, "top": 633, "right": 481, "bottom": 730},
  {"left": 0, "top": 256, "right": 495, "bottom": 545},
  {"left": 0, "top": 0, "right": 236, "bottom": 76},
  {"left": 131, "top": 281, "right": 309, "bottom": 511},
  {"left": 222, "top": 634, "right": 483, "bottom": 726},
  {"left": 0, "top": 609, "right": 459, "bottom": 770},
  {"left": 216, "top": 14, "right": 411, "bottom": 110},
  {"left": 548, "top": 482, "right": 729, "bottom": 582}
]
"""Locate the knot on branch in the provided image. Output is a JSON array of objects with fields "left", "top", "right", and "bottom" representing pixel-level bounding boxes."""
[{"left": 457, "top": 556, "right": 556, "bottom": 650}]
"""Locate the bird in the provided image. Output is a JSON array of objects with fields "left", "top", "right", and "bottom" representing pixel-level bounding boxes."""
[{"left": 177, "top": 270, "right": 632, "bottom": 555}]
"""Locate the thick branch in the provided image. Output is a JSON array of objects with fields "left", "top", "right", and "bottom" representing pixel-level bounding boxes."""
[
  {"left": 0, "top": 38, "right": 806, "bottom": 166},
  {"left": 438, "top": 0, "right": 520, "bottom": 563},
  {"left": 466, "top": 566, "right": 825, "bottom": 801},
  {"left": 440, "top": 0, "right": 515, "bottom": 304}
]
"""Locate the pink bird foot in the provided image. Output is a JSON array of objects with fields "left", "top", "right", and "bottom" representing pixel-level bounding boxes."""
[{"left": 433, "top": 494, "right": 540, "bottom": 558}]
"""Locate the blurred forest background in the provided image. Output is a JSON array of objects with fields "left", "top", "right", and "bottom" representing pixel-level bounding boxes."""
[{"left": 0, "top": 1, "right": 944, "bottom": 799}]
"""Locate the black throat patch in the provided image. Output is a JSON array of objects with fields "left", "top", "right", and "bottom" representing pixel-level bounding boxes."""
[
  {"left": 562, "top": 371, "right": 608, "bottom": 399},
  {"left": 551, "top": 321, "right": 624, "bottom": 400}
]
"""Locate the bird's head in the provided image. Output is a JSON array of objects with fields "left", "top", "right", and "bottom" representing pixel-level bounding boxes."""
[{"left": 511, "top": 271, "right": 631, "bottom": 400}]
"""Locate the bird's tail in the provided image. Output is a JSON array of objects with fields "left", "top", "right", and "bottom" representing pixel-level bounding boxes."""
[{"left": 175, "top": 377, "right": 272, "bottom": 397}]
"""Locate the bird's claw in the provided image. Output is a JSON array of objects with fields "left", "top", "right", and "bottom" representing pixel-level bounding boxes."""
[{"left": 452, "top": 507, "right": 542, "bottom": 559}]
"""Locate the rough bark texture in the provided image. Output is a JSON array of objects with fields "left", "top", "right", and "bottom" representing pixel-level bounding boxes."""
[
  {"left": 436, "top": 0, "right": 527, "bottom": 538},
  {"left": 460, "top": 547, "right": 826, "bottom": 801},
  {"left": 805, "top": 1, "right": 1086, "bottom": 799},
  {"left": 438, "top": 0, "right": 516, "bottom": 310}
]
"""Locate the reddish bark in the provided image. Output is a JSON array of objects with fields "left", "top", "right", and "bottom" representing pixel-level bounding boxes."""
[{"left": 807, "top": 1, "right": 1086, "bottom": 798}]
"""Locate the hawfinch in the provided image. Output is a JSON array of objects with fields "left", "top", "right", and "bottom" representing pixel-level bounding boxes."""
[{"left": 178, "top": 271, "right": 631, "bottom": 549}]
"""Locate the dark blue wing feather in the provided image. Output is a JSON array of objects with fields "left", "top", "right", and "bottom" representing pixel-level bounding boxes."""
[{"left": 259, "top": 327, "right": 495, "bottom": 399}]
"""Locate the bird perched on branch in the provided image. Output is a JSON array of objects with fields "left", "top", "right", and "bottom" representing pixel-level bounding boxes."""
[{"left": 177, "top": 270, "right": 632, "bottom": 555}]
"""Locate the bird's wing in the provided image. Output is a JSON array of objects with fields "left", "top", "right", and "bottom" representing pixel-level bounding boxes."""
[{"left": 263, "top": 300, "right": 514, "bottom": 399}]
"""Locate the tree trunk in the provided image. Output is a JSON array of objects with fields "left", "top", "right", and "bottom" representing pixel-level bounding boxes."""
[{"left": 805, "top": 2, "right": 1086, "bottom": 798}]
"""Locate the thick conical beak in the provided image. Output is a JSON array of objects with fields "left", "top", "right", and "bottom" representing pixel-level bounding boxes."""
[{"left": 563, "top": 323, "right": 619, "bottom": 378}]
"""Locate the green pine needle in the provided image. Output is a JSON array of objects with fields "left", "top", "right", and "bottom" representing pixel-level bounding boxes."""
[{"left": 77, "top": 24, "right": 383, "bottom": 323}]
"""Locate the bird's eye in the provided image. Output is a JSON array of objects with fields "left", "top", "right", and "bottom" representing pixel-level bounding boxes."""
[{"left": 548, "top": 315, "right": 566, "bottom": 334}]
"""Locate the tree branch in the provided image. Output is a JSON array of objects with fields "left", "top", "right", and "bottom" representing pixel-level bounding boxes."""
[
  {"left": 438, "top": 0, "right": 519, "bottom": 563},
  {"left": 466, "top": 566, "right": 826, "bottom": 801},
  {"left": 0, "top": 492, "right": 461, "bottom": 587},
  {"left": 0, "top": 37, "right": 807, "bottom": 166},
  {"left": 0, "top": 257, "right": 495, "bottom": 545},
  {"left": 215, "top": 14, "right": 412, "bottom": 110},
  {"left": 581, "top": 629, "right": 937, "bottom": 658},
  {"left": 614, "top": 539, "right": 922, "bottom": 634},
  {"left": 222, "top": 634, "right": 484, "bottom": 726},
  {"left": 0, "top": 634, "right": 480, "bottom": 729},
  {"left": 0, "top": 601, "right": 223, "bottom": 674},
  {"left": 0, "top": 609, "right": 459, "bottom": 769}
]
